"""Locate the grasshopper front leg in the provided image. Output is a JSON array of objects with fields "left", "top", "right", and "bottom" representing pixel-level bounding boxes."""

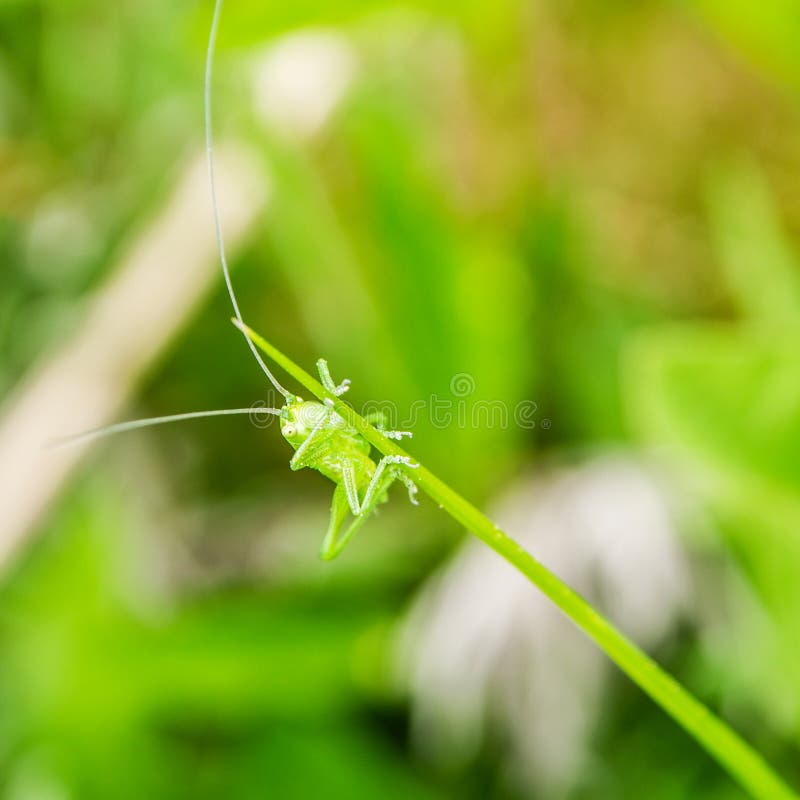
[
  {"left": 289, "top": 410, "right": 332, "bottom": 471},
  {"left": 317, "top": 359, "right": 351, "bottom": 396}
]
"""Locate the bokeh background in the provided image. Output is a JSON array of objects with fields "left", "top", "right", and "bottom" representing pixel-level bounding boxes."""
[{"left": 2, "top": 0, "right": 800, "bottom": 797}]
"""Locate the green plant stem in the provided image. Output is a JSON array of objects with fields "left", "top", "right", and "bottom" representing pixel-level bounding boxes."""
[{"left": 239, "top": 320, "right": 797, "bottom": 800}]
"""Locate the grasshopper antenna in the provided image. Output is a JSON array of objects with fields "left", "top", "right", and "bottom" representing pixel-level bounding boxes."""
[
  {"left": 205, "top": 0, "right": 292, "bottom": 400},
  {"left": 51, "top": 407, "right": 281, "bottom": 448}
]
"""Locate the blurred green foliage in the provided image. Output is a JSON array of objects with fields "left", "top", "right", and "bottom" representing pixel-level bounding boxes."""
[
  {"left": 627, "top": 165, "right": 800, "bottom": 751},
  {"left": 2, "top": 0, "right": 800, "bottom": 797}
]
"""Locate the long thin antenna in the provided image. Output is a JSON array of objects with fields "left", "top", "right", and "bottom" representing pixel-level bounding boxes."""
[
  {"left": 53, "top": 407, "right": 280, "bottom": 447},
  {"left": 205, "top": 0, "right": 291, "bottom": 399}
]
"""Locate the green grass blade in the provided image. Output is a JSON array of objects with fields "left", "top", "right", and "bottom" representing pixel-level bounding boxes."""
[{"left": 237, "top": 320, "right": 798, "bottom": 800}]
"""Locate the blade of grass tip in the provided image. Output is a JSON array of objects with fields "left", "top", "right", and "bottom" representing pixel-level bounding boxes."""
[{"left": 235, "top": 320, "right": 798, "bottom": 800}]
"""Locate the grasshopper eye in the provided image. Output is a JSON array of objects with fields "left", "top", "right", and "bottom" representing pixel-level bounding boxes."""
[{"left": 282, "top": 425, "right": 296, "bottom": 438}]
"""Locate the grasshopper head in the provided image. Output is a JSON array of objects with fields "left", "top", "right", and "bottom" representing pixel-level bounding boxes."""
[{"left": 279, "top": 397, "right": 327, "bottom": 446}]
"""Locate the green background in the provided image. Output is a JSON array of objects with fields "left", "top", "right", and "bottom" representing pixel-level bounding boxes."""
[{"left": 1, "top": 0, "right": 800, "bottom": 797}]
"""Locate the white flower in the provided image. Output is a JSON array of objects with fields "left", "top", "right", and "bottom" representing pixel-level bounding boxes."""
[{"left": 251, "top": 31, "right": 356, "bottom": 140}]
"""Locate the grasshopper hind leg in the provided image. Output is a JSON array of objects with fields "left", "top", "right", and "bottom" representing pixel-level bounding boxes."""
[
  {"left": 320, "top": 479, "right": 388, "bottom": 561},
  {"left": 318, "top": 435, "right": 421, "bottom": 557},
  {"left": 320, "top": 484, "right": 351, "bottom": 560},
  {"left": 319, "top": 456, "right": 418, "bottom": 560},
  {"left": 360, "top": 455, "right": 418, "bottom": 511}
]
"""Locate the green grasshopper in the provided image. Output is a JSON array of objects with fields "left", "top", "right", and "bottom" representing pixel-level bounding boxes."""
[
  {"left": 64, "top": 341, "right": 419, "bottom": 560},
  {"left": 258, "top": 351, "right": 418, "bottom": 559},
  {"left": 62, "top": 0, "right": 419, "bottom": 559},
  {"left": 230, "top": 318, "right": 420, "bottom": 559}
]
